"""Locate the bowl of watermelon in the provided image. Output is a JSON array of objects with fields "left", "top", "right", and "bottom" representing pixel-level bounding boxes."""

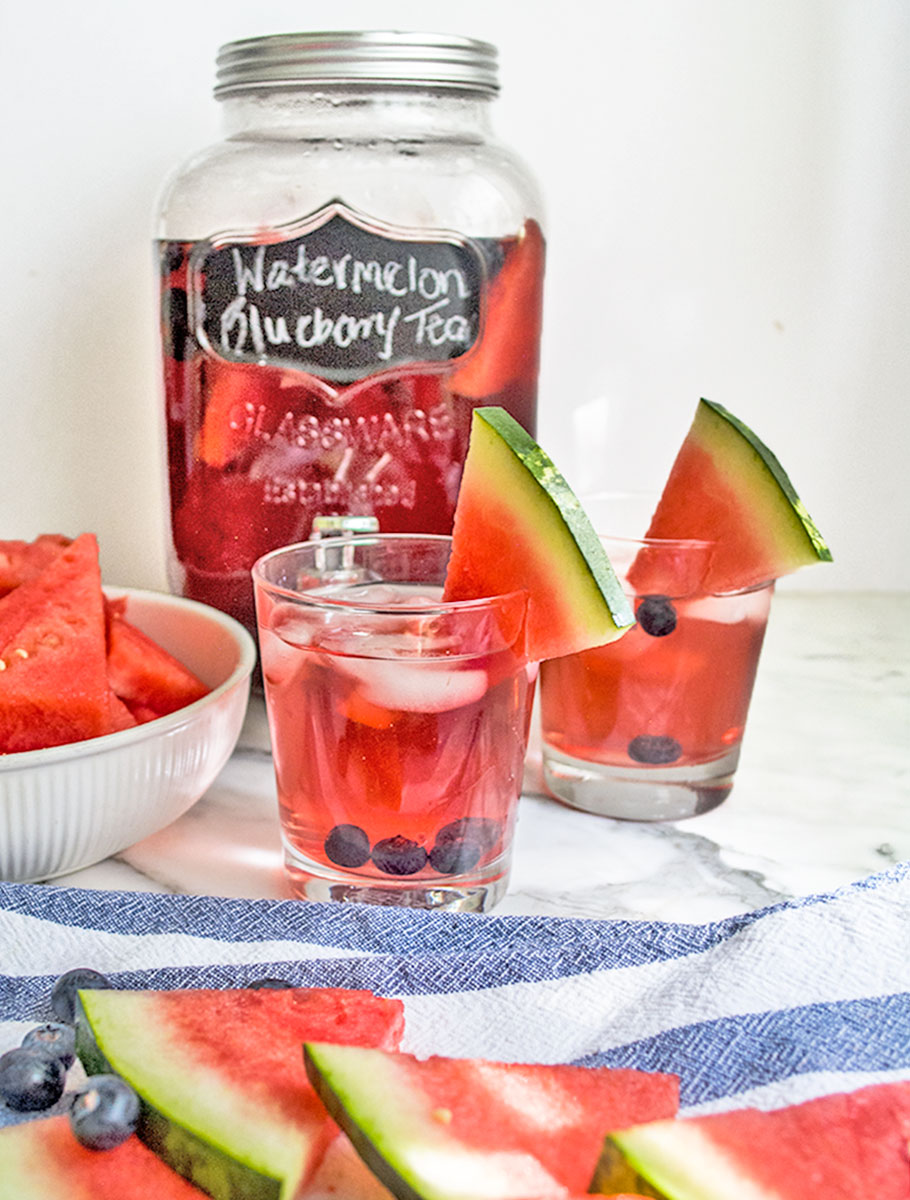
[{"left": 0, "top": 533, "right": 257, "bottom": 883}]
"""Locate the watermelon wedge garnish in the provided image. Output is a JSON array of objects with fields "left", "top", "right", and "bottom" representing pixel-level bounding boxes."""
[
  {"left": 0, "top": 1115, "right": 208, "bottom": 1198},
  {"left": 0, "top": 532, "right": 130, "bottom": 752},
  {"left": 637, "top": 398, "right": 832, "bottom": 595},
  {"left": 75, "top": 986, "right": 405, "bottom": 1200},
  {"left": 303, "top": 1042, "right": 679, "bottom": 1199},
  {"left": 442, "top": 407, "right": 634, "bottom": 662},
  {"left": 593, "top": 1080, "right": 910, "bottom": 1199}
]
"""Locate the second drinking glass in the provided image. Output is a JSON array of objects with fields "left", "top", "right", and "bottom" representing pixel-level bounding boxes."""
[{"left": 540, "top": 495, "right": 773, "bottom": 821}]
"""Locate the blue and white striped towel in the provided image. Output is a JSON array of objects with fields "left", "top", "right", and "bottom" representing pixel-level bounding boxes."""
[{"left": 1, "top": 862, "right": 908, "bottom": 1130}]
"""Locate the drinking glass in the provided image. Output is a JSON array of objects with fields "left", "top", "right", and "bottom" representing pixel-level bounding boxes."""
[
  {"left": 252, "top": 534, "right": 532, "bottom": 910},
  {"left": 539, "top": 495, "right": 773, "bottom": 821}
]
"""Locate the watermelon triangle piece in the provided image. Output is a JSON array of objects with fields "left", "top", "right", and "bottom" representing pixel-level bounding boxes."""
[
  {"left": 0, "top": 1115, "right": 210, "bottom": 1198},
  {"left": 75, "top": 986, "right": 406, "bottom": 1200},
  {"left": 0, "top": 532, "right": 126, "bottom": 752},
  {"left": 594, "top": 1080, "right": 910, "bottom": 1199},
  {"left": 443, "top": 407, "right": 634, "bottom": 662},
  {"left": 637, "top": 399, "right": 832, "bottom": 595},
  {"left": 304, "top": 1042, "right": 679, "bottom": 1199},
  {"left": 104, "top": 599, "right": 209, "bottom": 721},
  {"left": 0, "top": 533, "right": 71, "bottom": 598},
  {"left": 449, "top": 220, "right": 545, "bottom": 399}
]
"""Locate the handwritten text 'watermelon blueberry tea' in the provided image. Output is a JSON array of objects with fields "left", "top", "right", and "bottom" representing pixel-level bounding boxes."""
[
  {"left": 157, "top": 32, "right": 544, "bottom": 639},
  {"left": 252, "top": 535, "right": 533, "bottom": 911},
  {"left": 540, "top": 497, "right": 773, "bottom": 821}
]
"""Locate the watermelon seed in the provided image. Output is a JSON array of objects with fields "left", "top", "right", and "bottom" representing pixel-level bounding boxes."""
[
  {"left": 636, "top": 595, "right": 677, "bottom": 637},
  {"left": 627, "top": 735, "right": 682, "bottom": 765},
  {"left": 371, "top": 836, "right": 428, "bottom": 876},
  {"left": 247, "top": 978, "right": 292, "bottom": 990},
  {"left": 324, "top": 824, "right": 371, "bottom": 869}
]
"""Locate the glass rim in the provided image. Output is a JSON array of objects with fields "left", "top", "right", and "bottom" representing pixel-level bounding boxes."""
[
  {"left": 578, "top": 490, "right": 718, "bottom": 550},
  {"left": 251, "top": 533, "right": 529, "bottom": 615}
]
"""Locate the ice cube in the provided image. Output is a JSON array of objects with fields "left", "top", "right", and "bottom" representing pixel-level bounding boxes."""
[
  {"left": 338, "top": 658, "right": 490, "bottom": 713},
  {"left": 270, "top": 601, "right": 332, "bottom": 648},
  {"left": 258, "top": 627, "right": 302, "bottom": 689}
]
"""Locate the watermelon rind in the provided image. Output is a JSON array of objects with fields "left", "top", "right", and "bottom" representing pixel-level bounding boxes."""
[
  {"left": 75, "top": 993, "right": 290, "bottom": 1200},
  {"left": 0, "top": 1114, "right": 212, "bottom": 1200},
  {"left": 641, "top": 399, "right": 832, "bottom": 594},
  {"left": 74, "top": 987, "right": 402, "bottom": 1200},
  {"left": 594, "top": 1079, "right": 910, "bottom": 1199},
  {"left": 303, "top": 1043, "right": 566, "bottom": 1200},
  {"left": 444, "top": 407, "right": 634, "bottom": 662},
  {"left": 596, "top": 1121, "right": 776, "bottom": 1200},
  {"left": 700, "top": 398, "right": 831, "bottom": 565}
]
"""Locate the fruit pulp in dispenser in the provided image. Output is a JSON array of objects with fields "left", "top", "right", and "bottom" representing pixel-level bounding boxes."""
[
  {"left": 257, "top": 582, "right": 533, "bottom": 888},
  {"left": 540, "top": 584, "right": 772, "bottom": 771},
  {"left": 159, "top": 220, "right": 543, "bottom": 637}
]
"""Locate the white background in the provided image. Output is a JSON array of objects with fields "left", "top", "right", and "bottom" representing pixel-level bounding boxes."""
[{"left": 1, "top": 0, "right": 907, "bottom": 592}]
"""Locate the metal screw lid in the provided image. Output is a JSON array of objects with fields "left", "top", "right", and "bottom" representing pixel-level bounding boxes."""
[{"left": 214, "top": 30, "right": 500, "bottom": 99}]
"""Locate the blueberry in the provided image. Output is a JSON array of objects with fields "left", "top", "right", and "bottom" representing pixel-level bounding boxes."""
[
  {"left": 69, "top": 1074, "right": 140, "bottom": 1151},
  {"left": 22, "top": 1023, "right": 76, "bottom": 1069},
  {"left": 324, "top": 824, "right": 371, "bottom": 868},
  {"left": 0, "top": 1047, "right": 66, "bottom": 1112},
  {"left": 636, "top": 595, "right": 677, "bottom": 637},
  {"left": 429, "top": 836, "right": 484, "bottom": 875},
  {"left": 435, "top": 817, "right": 501, "bottom": 855},
  {"left": 628, "top": 735, "right": 683, "bottom": 765},
  {"left": 371, "top": 835, "right": 428, "bottom": 876},
  {"left": 51, "top": 968, "right": 112, "bottom": 1024},
  {"left": 246, "top": 978, "right": 292, "bottom": 990}
]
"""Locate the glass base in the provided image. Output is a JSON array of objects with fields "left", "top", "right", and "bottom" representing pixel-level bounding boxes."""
[
  {"left": 282, "top": 839, "right": 510, "bottom": 912},
  {"left": 541, "top": 744, "right": 740, "bottom": 822}
]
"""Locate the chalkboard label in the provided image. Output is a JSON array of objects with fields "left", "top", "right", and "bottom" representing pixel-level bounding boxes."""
[{"left": 190, "top": 201, "right": 487, "bottom": 383}]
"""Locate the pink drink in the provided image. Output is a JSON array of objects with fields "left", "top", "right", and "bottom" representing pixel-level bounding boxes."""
[
  {"left": 541, "top": 587, "right": 771, "bottom": 768},
  {"left": 253, "top": 536, "right": 532, "bottom": 909},
  {"left": 539, "top": 499, "right": 775, "bottom": 821}
]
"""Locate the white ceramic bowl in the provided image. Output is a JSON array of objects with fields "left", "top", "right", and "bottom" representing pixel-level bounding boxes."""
[{"left": 0, "top": 587, "right": 256, "bottom": 883}]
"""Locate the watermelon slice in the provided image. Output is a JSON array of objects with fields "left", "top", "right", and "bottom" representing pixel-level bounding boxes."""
[
  {"left": 0, "top": 532, "right": 129, "bottom": 752},
  {"left": 0, "top": 1115, "right": 208, "bottom": 1198},
  {"left": 442, "top": 407, "right": 634, "bottom": 662},
  {"left": 449, "top": 220, "right": 545, "bottom": 399},
  {"left": 0, "top": 533, "right": 71, "bottom": 597},
  {"left": 638, "top": 399, "right": 832, "bottom": 595},
  {"left": 104, "top": 598, "right": 209, "bottom": 720},
  {"left": 303, "top": 1043, "right": 679, "bottom": 1199},
  {"left": 593, "top": 1080, "right": 910, "bottom": 1199},
  {"left": 75, "top": 986, "right": 405, "bottom": 1200}
]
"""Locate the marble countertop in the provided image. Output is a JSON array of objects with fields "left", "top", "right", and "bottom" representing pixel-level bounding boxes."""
[{"left": 53, "top": 592, "right": 909, "bottom": 924}]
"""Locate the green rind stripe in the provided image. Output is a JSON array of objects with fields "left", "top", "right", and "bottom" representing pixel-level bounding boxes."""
[
  {"left": 304, "top": 1045, "right": 432, "bottom": 1200},
  {"left": 609, "top": 1122, "right": 780, "bottom": 1200},
  {"left": 474, "top": 407, "right": 634, "bottom": 630},
  {"left": 699, "top": 399, "right": 832, "bottom": 563},
  {"left": 74, "top": 995, "right": 284, "bottom": 1200}
]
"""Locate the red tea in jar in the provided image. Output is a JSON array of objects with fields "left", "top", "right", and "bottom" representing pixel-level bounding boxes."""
[{"left": 157, "top": 32, "right": 544, "bottom": 635}]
